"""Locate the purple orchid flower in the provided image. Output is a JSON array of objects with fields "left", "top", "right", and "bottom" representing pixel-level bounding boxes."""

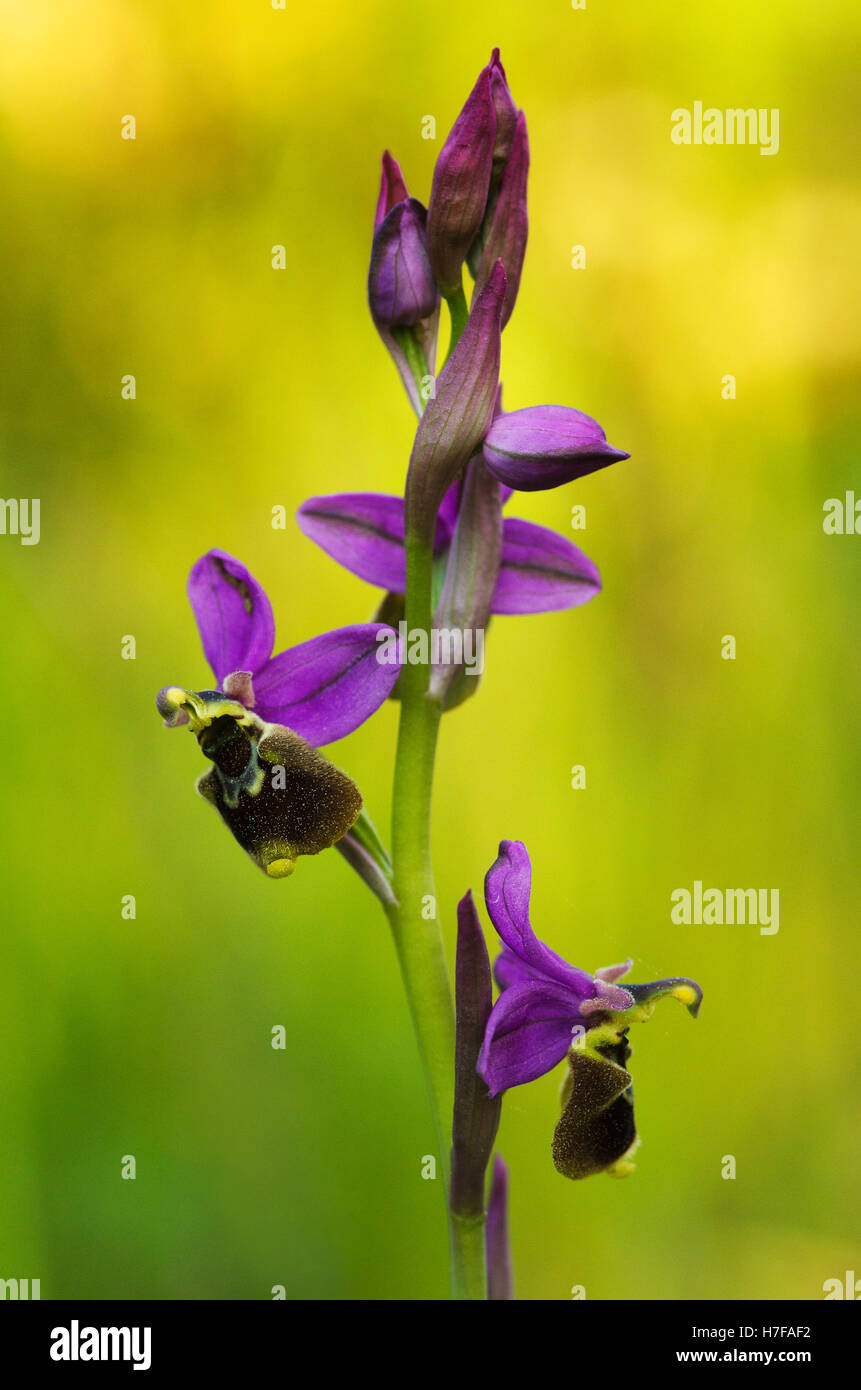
[
  {"left": 155, "top": 549, "right": 402, "bottom": 878},
  {"left": 476, "top": 840, "right": 702, "bottom": 1179},
  {"left": 160, "top": 548, "right": 400, "bottom": 747}
]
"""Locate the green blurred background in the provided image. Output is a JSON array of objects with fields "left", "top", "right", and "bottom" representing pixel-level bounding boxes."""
[{"left": 0, "top": 0, "right": 858, "bottom": 1300}]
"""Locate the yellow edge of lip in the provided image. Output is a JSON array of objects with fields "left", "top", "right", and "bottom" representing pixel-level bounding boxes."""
[{"left": 606, "top": 1159, "right": 636, "bottom": 1179}]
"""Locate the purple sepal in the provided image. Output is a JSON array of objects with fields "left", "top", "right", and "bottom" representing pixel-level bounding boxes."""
[
  {"left": 492, "top": 518, "right": 601, "bottom": 615},
  {"left": 477, "top": 978, "right": 584, "bottom": 1097},
  {"left": 486, "top": 1155, "right": 514, "bottom": 1301},
  {"left": 484, "top": 841, "right": 597, "bottom": 995},
  {"left": 252, "top": 623, "right": 400, "bottom": 747},
  {"left": 296, "top": 491, "right": 455, "bottom": 594}
]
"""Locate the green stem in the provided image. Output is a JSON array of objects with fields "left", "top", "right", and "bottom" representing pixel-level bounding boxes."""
[
  {"left": 444, "top": 286, "right": 469, "bottom": 365},
  {"left": 450, "top": 1213, "right": 488, "bottom": 1300},
  {"left": 385, "top": 295, "right": 485, "bottom": 1298},
  {"left": 392, "top": 326, "right": 430, "bottom": 407},
  {"left": 387, "top": 672, "right": 452, "bottom": 1171}
]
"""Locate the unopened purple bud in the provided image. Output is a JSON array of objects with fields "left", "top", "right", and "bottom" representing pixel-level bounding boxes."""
[
  {"left": 368, "top": 198, "right": 440, "bottom": 328},
  {"left": 470, "top": 110, "right": 529, "bottom": 328},
  {"left": 487, "top": 49, "right": 518, "bottom": 186},
  {"left": 427, "top": 67, "right": 497, "bottom": 297},
  {"left": 482, "top": 404, "right": 630, "bottom": 492},
  {"left": 374, "top": 149, "right": 409, "bottom": 232}
]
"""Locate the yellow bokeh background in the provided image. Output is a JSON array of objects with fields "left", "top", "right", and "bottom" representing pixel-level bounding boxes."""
[{"left": 0, "top": 0, "right": 858, "bottom": 1299}]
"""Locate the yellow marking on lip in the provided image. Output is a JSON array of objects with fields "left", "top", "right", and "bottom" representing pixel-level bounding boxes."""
[
  {"left": 265, "top": 857, "right": 296, "bottom": 879},
  {"left": 672, "top": 984, "right": 698, "bottom": 1007},
  {"left": 606, "top": 1159, "right": 637, "bottom": 1178}
]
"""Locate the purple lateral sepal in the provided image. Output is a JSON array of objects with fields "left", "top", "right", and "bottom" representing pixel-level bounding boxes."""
[
  {"left": 296, "top": 485, "right": 604, "bottom": 622},
  {"left": 486, "top": 1155, "right": 514, "bottom": 1301},
  {"left": 477, "top": 978, "right": 588, "bottom": 1097},
  {"left": 482, "top": 405, "right": 630, "bottom": 492},
  {"left": 252, "top": 624, "right": 400, "bottom": 746},
  {"left": 297, "top": 493, "right": 409, "bottom": 592},
  {"left": 296, "top": 491, "right": 456, "bottom": 594},
  {"left": 492, "top": 518, "right": 601, "bottom": 615}
]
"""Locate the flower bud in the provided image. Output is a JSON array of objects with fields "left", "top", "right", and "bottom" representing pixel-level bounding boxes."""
[
  {"left": 469, "top": 110, "right": 529, "bottom": 329},
  {"left": 482, "top": 404, "right": 630, "bottom": 491},
  {"left": 369, "top": 153, "right": 440, "bottom": 415},
  {"left": 368, "top": 197, "right": 439, "bottom": 328},
  {"left": 427, "top": 67, "right": 497, "bottom": 297}
]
